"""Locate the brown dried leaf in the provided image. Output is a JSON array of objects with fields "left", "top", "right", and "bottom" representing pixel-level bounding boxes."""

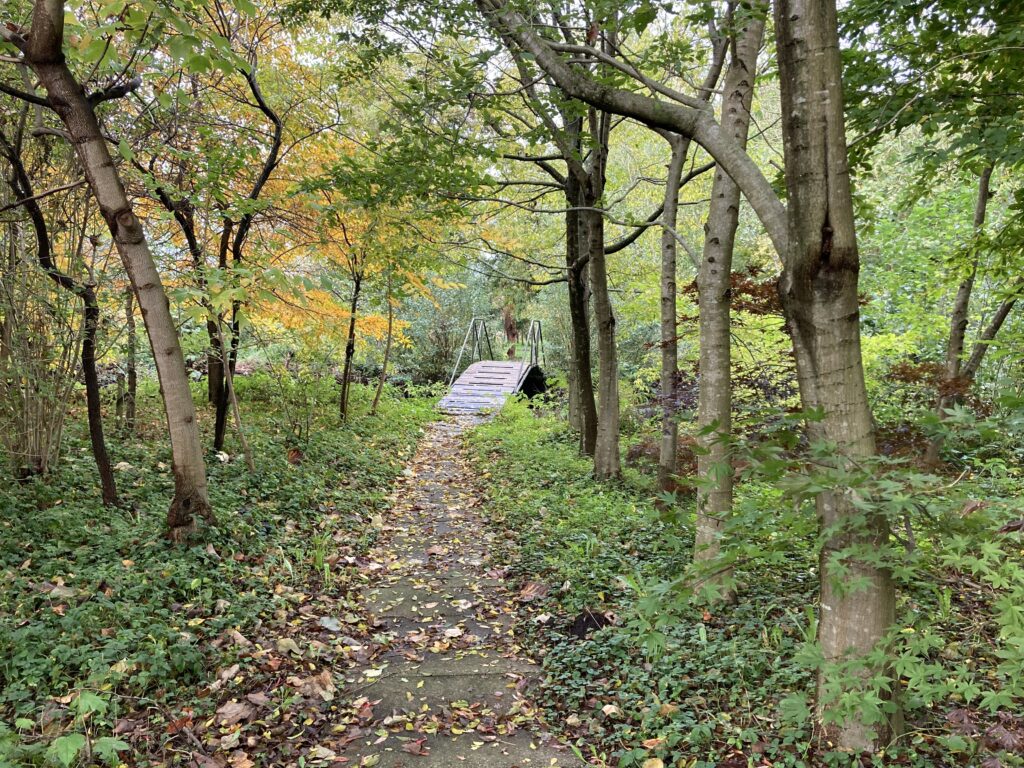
[
  {"left": 517, "top": 582, "right": 548, "bottom": 602},
  {"left": 216, "top": 700, "right": 255, "bottom": 727},
  {"left": 401, "top": 737, "right": 430, "bottom": 756}
]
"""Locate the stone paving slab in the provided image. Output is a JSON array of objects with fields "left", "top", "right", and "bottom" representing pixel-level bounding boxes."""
[{"left": 339, "top": 417, "right": 583, "bottom": 767}]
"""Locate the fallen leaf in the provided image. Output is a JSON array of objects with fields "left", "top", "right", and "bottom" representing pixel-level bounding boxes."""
[
  {"left": 245, "top": 692, "right": 270, "bottom": 707},
  {"left": 216, "top": 701, "right": 255, "bottom": 726},
  {"left": 401, "top": 738, "right": 430, "bottom": 756},
  {"left": 219, "top": 664, "right": 240, "bottom": 682},
  {"left": 229, "top": 630, "right": 252, "bottom": 647},
  {"left": 518, "top": 582, "right": 548, "bottom": 602},
  {"left": 319, "top": 616, "right": 342, "bottom": 633}
]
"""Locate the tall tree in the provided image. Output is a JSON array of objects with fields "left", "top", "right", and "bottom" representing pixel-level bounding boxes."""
[
  {"left": 692, "top": 5, "right": 764, "bottom": 598},
  {"left": 474, "top": 0, "right": 899, "bottom": 747},
  {"left": 1, "top": 0, "right": 211, "bottom": 539}
]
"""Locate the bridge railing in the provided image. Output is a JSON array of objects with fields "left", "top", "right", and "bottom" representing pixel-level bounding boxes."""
[
  {"left": 524, "top": 319, "right": 544, "bottom": 369},
  {"left": 448, "top": 317, "right": 495, "bottom": 386},
  {"left": 447, "top": 317, "right": 544, "bottom": 387}
]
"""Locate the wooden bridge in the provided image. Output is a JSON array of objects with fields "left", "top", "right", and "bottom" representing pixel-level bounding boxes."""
[{"left": 438, "top": 318, "right": 546, "bottom": 414}]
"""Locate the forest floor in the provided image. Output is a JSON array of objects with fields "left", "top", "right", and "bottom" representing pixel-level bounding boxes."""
[
  {"left": 3, "top": 386, "right": 1020, "bottom": 768},
  {"left": 337, "top": 416, "right": 581, "bottom": 766}
]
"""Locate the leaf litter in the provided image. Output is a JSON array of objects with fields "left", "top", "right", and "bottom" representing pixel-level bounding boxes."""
[{"left": 145, "top": 417, "right": 580, "bottom": 767}]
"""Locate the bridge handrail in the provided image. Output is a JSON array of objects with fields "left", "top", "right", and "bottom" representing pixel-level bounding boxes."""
[
  {"left": 448, "top": 317, "right": 495, "bottom": 386},
  {"left": 448, "top": 317, "right": 544, "bottom": 387},
  {"left": 524, "top": 319, "right": 544, "bottom": 368}
]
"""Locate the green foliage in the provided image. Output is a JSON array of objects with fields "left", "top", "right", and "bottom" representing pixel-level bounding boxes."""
[
  {"left": 0, "top": 381, "right": 434, "bottom": 764},
  {"left": 473, "top": 402, "right": 1024, "bottom": 767}
]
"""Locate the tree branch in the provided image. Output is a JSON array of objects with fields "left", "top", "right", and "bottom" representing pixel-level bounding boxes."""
[
  {"left": 475, "top": 0, "right": 789, "bottom": 259},
  {"left": 0, "top": 80, "right": 51, "bottom": 107},
  {"left": 86, "top": 75, "right": 142, "bottom": 106}
]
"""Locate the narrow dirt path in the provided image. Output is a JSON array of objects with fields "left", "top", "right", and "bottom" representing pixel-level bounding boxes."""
[{"left": 340, "top": 418, "right": 582, "bottom": 767}]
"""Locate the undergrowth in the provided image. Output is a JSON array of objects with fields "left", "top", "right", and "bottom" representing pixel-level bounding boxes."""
[
  {"left": 470, "top": 400, "right": 1024, "bottom": 768},
  {"left": 0, "top": 377, "right": 434, "bottom": 766}
]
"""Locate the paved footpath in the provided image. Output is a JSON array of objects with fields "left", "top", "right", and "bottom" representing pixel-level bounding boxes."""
[{"left": 340, "top": 418, "right": 583, "bottom": 767}]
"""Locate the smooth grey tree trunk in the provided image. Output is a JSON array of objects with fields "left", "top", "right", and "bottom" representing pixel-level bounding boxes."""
[
  {"left": 10, "top": 0, "right": 211, "bottom": 539},
  {"left": 657, "top": 31, "right": 726, "bottom": 492},
  {"left": 658, "top": 136, "right": 688, "bottom": 492},
  {"left": 774, "top": 0, "right": 898, "bottom": 748},
  {"left": 693, "top": 11, "right": 765, "bottom": 600}
]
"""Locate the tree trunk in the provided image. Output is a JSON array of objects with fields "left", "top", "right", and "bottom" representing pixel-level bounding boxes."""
[
  {"left": 657, "top": 11, "right": 727, "bottom": 493},
  {"left": 925, "top": 166, "right": 992, "bottom": 466},
  {"left": 215, "top": 321, "right": 255, "bottom": 471},
  {"left": 214, "top": 310, "right": 241, "bottom": 451},
  {"left": 18, "top": 0, "right": 211, "bottom": 539},
  {"left": 214, "top": 66, "right": 281, "bottom": 441},
  {"left": 82, "top": 288, "right": 118, "bottom": 505},
  {"left": 657, "top": 137, "right": 688, "bottom": 492},
  {"left": 340, "top": 274, "right": 362, "bottom": 420},
  {"left": 774, "top": 0, "right": 898, "bottom": 748},
  {"left": 585, "top": 177, "right": 620, "bottom": 478},
  {"left": 124, "top": 287, "right": 136, "bottom": 433},
  {"left": 693, "top": 11, "right": 765, "bottom": 599},
  {"left": 209, "top": 223, "right": 232, "bottom": 407},
  {"left": 565, "top": 170, "right": 598, "bottom": 454},
  {"left": 0, "top": 123, "right": 118, "bottom": 506},
  {"left": 371, "top": 273, "right": 394, "bottom": 416}
]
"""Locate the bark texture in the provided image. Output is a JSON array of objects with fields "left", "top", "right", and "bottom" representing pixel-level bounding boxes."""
[
  {"left": 565, "top": 167, "right": 598, "bottom": 455},
  {"left": 14, "top": 0, "right": 210, "bottom": 538},
  {"left": 658, "top": 136, "right": 688, "bottom": 492},
  {"left": 774, "top": 0, "right": 898, "bottom": 748},
  {"left": 654, "top": 25, "right": 726, "bottom": 489},
  {"left": 583, "top": 105, "right": 620, "bottom": 480},
  {"left": 693, "top": 10, "right": 764, "bottom": 598}
]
